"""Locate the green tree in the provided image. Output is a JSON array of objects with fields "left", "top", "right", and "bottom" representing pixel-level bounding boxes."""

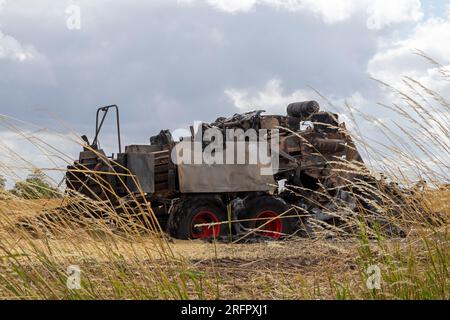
[{"left": 11, "top": 170, "right": 61, "bottom": 199}]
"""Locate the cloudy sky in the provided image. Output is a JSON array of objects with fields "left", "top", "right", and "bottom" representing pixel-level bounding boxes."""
[{"left": 0, "top": 0, "right": 449, "bottom": 183}]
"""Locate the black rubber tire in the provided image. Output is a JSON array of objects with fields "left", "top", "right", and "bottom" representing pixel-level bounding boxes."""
[
  {"left": 167, "top": 197, "right": 228, "bottom": 240},
  {"left": 241, "top": 196, "right": 298, "bottom": 239}
]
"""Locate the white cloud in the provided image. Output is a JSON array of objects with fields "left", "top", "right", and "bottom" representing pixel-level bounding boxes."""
[
  {"left": 278, "top": 0, "right": 362, "bottom": 24},
  {"left": 368, "top": 17, "right": 450, "bottom": 95},
  {"left": 225, "top": 78, "right": 315, "bottom": 114},
  {"left": 0, "top": 31, "right": 36, "bottom": 61},
  {"left": 366, "top": 0, "right": 423, "bottom": 30},
  {"left": 184, "top": 0, "right": 423, "bottom": 29},
  {"left": 224, "top": 78, "right": 374, "bottom": 117},
  {"left": 0, "top": 1, "right": 36, "bottom": 62},
  {"left": 206, "top": 0, "right": 359, "bottom": 23}
]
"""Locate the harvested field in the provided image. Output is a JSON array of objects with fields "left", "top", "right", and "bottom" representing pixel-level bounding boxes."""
[{"left": 0, "top": 195, "right": 447, "bottom": 300}]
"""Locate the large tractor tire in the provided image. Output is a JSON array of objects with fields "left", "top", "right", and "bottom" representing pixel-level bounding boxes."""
[
  {"left": 242, "top": 196, "right": 298, "bottom": 240},
  {"left": 167, "top": 197, "right": 228, "bottom": 240}
]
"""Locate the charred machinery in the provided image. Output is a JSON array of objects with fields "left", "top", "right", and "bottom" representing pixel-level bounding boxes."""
[{"left": 65, "top": 102, "right": 390, "bottom": 240}]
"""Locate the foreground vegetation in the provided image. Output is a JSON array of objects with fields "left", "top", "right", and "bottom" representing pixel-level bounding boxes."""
[{"left": 0, "top": 191, "right": 447, "bottom": 300}]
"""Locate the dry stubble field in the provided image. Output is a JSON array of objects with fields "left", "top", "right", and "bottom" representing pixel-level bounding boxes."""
[{"left": 0, "top": 188, "right": 448, "bottom": 300}]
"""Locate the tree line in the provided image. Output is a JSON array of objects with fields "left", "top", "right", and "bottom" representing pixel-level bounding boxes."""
[{"left": 0, "top": 170, "right": 61, "bottom": 199}]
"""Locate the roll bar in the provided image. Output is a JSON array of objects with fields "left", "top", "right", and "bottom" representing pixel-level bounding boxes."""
[{"left": 91, "top": 105, "right": 122, "bottom": 153}]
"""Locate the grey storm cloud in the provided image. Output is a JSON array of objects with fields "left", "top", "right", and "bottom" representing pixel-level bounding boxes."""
[{"left": 0, "top": 0, "right": 385, "bottom": 143}]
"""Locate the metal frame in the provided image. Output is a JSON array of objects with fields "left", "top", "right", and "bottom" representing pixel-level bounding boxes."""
[{"left": 92, "top": 105, "right": 122, "bottom": 153}]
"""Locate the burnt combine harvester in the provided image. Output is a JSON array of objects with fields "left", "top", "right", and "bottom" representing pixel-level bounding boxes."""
[{"left": 65, "top": 102, "right": 402, "bottom": 240}]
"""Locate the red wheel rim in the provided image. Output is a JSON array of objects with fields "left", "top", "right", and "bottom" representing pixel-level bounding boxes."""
[
  {"left": 255, "top": 211, "right": 282, "bottom": 239},
  {"left": 191, "top": 211, "right": 220, "bottom": 239}
]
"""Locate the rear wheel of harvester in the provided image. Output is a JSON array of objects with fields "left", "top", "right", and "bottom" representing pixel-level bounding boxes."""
[
  {"left": 167, "top": 197, "right": 227, "bottom": 240},
  {"left": 242, "top": 196, "right": 297, "bottom": 240}
]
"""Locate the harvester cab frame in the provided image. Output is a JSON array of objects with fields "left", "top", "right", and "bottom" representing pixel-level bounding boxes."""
[{"left": 90, "top": 105, "right": 122, "bottom": 154}]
